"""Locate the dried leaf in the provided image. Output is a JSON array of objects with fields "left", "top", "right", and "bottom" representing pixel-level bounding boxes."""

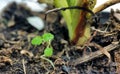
[
  {"left": 92, "top": 43, "right": 111, "bottom": 64},
  {"left": 20, "top": 50, "right": 34, "bottom": 57},
  {"left": 0, "top": 56, "right": 12, "bottom": 65}
]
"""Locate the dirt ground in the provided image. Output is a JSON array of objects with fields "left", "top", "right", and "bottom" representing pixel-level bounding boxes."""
[{"left": 0, "top": 2, "right": 120, "bottom": 74}]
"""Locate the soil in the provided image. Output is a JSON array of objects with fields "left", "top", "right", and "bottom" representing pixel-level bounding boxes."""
[{"left": 0, "top": 2, "right": 120, "bottom": 74}]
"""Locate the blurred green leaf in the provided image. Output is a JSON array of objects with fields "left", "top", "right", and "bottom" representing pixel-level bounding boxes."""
[
  {"left": 31, "top": 36, "right": 42, "bottom": 45},
  {"left": 44, "top": 47, "right": 53, "bottom": 57},
  {"left": 42, "top": 33, "right": 54, "bottom": 42}
]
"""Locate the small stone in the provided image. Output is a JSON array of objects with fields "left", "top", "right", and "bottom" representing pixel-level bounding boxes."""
[
  {"left": 62, "top": 65, "right": 69, "bottom": 73},
  {"left": 60, "top": 39, "right": 68, "bottom": 44},
  {"left": 27, "top": 16, "right": 44, "bottom": 31}
]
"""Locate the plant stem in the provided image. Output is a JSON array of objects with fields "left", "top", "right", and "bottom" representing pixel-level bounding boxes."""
[{"left": 40, "top": 55, "right": 55, "bottom": 69}]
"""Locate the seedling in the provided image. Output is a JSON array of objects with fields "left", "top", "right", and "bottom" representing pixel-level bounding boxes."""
[
  {"left": 40, "top": 46, "right": 54, "bottom": 69},
  {"left": 31, "top": 33, "right": 55, "bottom": 69}
]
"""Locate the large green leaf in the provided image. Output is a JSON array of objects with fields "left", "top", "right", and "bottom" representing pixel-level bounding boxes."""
[
  {"left": 39, "top": 0, "right": 96, "bottom": 45},
  {"left": 54, "top": 0, "right": 73, "bottom": 38},
  {"left": 54, "top": 0, "right": 96, "bottom": 45}
]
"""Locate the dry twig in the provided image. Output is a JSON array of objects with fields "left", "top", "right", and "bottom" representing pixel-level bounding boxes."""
[
  {"left": 93, "top": 0, "right": 120, "bottom": 13},
  {"left": 0, "top": 56, "right": 12, "bottom": 65},
  {"left": 114, "top": 49, "right": 120, "bottom": 73},
  {"left": 22, "top": 59, "right": 26, "bottom": 74},
  {"left": 70, "top": 43, "right": 120, "bottom": 66}
]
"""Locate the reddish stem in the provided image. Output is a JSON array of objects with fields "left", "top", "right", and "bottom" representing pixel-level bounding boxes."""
[{"left": 71, "top": 1, "right": 88, "bottom": 44}]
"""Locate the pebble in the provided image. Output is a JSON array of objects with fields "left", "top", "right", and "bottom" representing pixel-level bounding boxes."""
[
  {"left": 27, "top": 16, "right": 44, "bottom": 31},
  {"left": 62, "top": 65, "right": 69, "bottom": 73}
]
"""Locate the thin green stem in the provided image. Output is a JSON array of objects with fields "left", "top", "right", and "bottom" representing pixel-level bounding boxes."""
[{"left": 40, "top": 55, "right": 55, "bottom": 69}]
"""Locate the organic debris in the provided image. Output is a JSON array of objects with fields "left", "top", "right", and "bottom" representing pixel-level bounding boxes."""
[{"left": 0, "top": 2, "right": 120, "bottom": 74}]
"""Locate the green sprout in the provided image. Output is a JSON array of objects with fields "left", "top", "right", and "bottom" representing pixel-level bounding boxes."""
[
  {"left": 31, "top": 36, "right": 42, "bottom": 45},
  {"left": 31, "top": 32, "right": 55, "bottom": 69}
]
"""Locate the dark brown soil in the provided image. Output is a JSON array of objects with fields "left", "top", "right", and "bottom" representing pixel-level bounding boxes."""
[{"left": 0, "top": 2, "right": 120, "bottom": 74}]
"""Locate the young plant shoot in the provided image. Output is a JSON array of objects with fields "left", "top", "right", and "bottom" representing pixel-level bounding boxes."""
[
  {"left": 31, "top": 33, "right": 54, "bottom": 57},
  {"left": 31, "top": 33, "right": 54, "bottom": 68},
  {"left": 42, "top": 33, "right": 54, "bottom": 57},
  {"left": 39, "top": 0, "right": 96, "bottom": 46}
]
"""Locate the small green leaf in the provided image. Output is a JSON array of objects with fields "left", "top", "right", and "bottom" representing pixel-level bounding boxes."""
[
  {"left": 42, "top": 33, "right": 54, "bottom": 42},
  {"left": 31, "top": 36, "right": 42, "bottom": 45},
  {"left": 44, "top": 47, "right": 53, "bottom": 57}
]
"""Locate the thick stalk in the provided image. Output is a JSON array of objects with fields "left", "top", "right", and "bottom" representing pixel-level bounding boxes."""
[
  {"left": 71, "top": 0, "right": 95, "bottom": 45},
  {"left": 39, "top": 0, "right": 96, "bottom": 46}
]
